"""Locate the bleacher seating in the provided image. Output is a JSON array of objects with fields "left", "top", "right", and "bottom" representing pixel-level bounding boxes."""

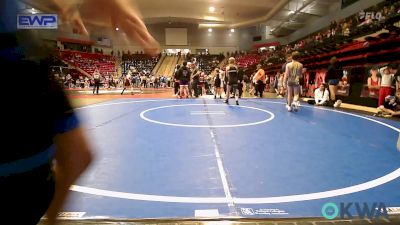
[
  {"left": 121, "top": 54, "right": 159, "bottom": 74},
  {"left": 60, "top": 50, "right": 116, "bottom": 76},
  {"left": 235, "top": 54, "right": 263, "bottom": 68},
  {"left": 196, "top": 54, "right": 225, "bottom": 75}
]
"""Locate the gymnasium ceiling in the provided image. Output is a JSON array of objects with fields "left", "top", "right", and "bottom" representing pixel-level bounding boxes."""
[{"left": 22, "top": 0, "right": 341, "bottom": 37}]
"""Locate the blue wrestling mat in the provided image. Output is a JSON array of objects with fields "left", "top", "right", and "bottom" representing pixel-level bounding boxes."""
[{"left": 62, "top": 98, "right": 400, "bottom": 220}]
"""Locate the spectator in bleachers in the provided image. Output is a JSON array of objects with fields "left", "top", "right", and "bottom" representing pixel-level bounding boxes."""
[
  {"left": 329, "top": 20, "right": 338, "bottom": 36},
  {"left": 121, "top": 55, "right": 159, "bottom": 76}
]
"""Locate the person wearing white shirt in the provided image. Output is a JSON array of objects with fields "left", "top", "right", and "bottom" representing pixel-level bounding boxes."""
[
  {"left": 308, "top": 84, "right": 329, "bottom": 106},
  {"left": 378, "top": 67, "right": 394, "bottom": 106}
]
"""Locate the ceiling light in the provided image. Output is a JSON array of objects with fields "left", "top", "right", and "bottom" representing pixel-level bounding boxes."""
[
  {"left": 209, "top": 6, "right": 215, "bottom": 12},
  {"left": 199, "top": 23, "right": 225, "bottom": 28},
  {"left": 208, "top": 28, "right": 212, "bottom": 32},
  {"left": 32, "top": 8, "right": 35, "bottom": 10},
  {"left": 204, "top": 16, "right": 219, "bottom": 21},
  {"left": 230, "top": 28, "right": 235, "bottom": 33},
  {"left": 115, "top": 27, "right": 119, "bottom": 31},
  {"left": 288, "top": 10, "right": 295, "bottom": 15}
]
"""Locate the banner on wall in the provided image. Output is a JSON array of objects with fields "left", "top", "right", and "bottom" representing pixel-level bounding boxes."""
[
  {"left": 314, "top": 69, "right": 350, "bottom": 96},
  {"left": 336, "top": 70, "right": 350, "bottom": 96},
  {"left": 315, "top": 70, "right": 326, "bottom": 88},
  {"left": 360, "top": 84, "right": 379, "bottom": 99}
]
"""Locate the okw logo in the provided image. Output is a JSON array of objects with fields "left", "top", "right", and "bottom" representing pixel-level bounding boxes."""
[
  {"left": 322, "top": 202, "right": 388, "bottom": 220},
  {"left": 17, "top": 14, "right": 58, "bottom": 29}
]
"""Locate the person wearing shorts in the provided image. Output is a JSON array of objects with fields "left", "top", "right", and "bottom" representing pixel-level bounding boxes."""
[
  {"left": 177, "top": 61, "right": 191, "bottom": 99},
  {"left": 121, "top": 69, "right": 133, "bottom": 95},
  {"left": 284, "top": 51, "right": 303, "bottom": 112},
  {"left": 173, "top": 65, "right": 181, "bottom": 96},
  {"left": 214, "top": 72, "right": 222, "bottom": 99},
  {"left": 325, "top": 57, "right": 343, "bottom": 103},
  {"left": 224, "top": 57, "right": 240, "bottom": 105}
]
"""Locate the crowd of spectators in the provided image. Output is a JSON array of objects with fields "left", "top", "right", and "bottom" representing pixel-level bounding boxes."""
[{"left": 121, "top": 54, "right": 160, "bottom": 75}]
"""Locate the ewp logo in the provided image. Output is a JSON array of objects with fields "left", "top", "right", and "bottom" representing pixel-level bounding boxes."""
[
  {"left": 17, "top": 14, "right": 58, "bottom": 29},
  {"left": 322, "top": 202, "right": 389, "bottom": 220}
]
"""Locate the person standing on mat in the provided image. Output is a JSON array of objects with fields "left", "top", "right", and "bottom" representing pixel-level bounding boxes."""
[
  {"left": 121, "top": 68, "right": 133, "bottom": 95},
  {"left": 190, "top": 63, "right": 200, "bottom": 98},
  {"left": 254, "top": 64, "right": 266, "bottom": 98},
  {"left": 173, "top": 65, "right": 181, "bottom": 96},
  {"left": 214, "top": 71, "right": 222, "bottom": 99},
  {"left": 177, "top": 61, "right": 191, "bottom": 99},
  {"left": 325, "top": 57, "right": 343, "bottom": 106},
  {"left": 93, "top": 68, "right": 101, "bottom": 95},
  {"left": 284, "top": 51, "right": 303, "bottom": 112},
  {"left": 0, "top": 0, "right": 159, "bottom": 224},
  {"left": 224, "top": 57, "right": 240, "bottom": 105},
  {"left": 198, "top": 71, "right": 206, "bottom": 96},
  {"left": 238, "top": 68, "right": 244, "bottom": 98}
]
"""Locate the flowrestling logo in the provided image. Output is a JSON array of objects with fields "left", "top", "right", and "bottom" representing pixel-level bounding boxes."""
[
  {"left": 17, "top": 14, "right": 58, "bottom": 29},
  {"left": 359, "top": 11, "right": 383, "bottom": 20},
  {"left": 322, "top": 202, "right": 389, "bottom": 220}
]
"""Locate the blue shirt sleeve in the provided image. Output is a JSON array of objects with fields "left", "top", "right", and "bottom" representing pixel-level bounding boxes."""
[{"left": 54, "top": 112, "right": 80, "bottom": 134}]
